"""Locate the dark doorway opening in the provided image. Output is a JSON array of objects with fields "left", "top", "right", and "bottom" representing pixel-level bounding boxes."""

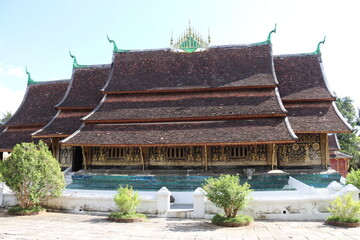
[{"left": 72, "top": 147, "right": 83, "bottom": 172}]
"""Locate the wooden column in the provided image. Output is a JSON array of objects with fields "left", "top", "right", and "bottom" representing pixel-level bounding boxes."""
[
  {"left": 81, "top": 146, "right": 91, "bottom": 170},
  {"left": 205, "top": 146, "right": 208, "bottom": 171},
  {"left": 267, "top": 144, "right": 277, "bottom": 170},
  {"left": 320, "top": 133, "right": 329, "bottom": 169},
  {"left": 139, "top": 147, "right": 145, "bottom": 170}
]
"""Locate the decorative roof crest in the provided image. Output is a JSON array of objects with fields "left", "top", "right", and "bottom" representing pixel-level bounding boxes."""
[
  {"left": 171, "top": 20, "right": 210, "bottom": 53},
  {"left": 69, "top": 51, "right": 88, "bottom": 69},
  {"left": 106, "top": 35, "right": 129, "bottom": 53},
  {"left": 254, "top": 24, "right": 277, "bottom": 45},
  {"left": 266, "top": 23, "right": 277, "bottom": 43},
  {"left": 314, "top": 36, "right": 326, "bottom": 54},
  {"left": 26, "top": 67, "right": 37, "bottom": 85}
]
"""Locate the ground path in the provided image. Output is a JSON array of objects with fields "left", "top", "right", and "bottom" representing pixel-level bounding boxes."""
[{"left": 0, "top": 211, "right": 359, "bottom": 240}]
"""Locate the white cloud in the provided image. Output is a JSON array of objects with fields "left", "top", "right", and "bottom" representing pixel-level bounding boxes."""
[
  {"left": 0, "top": 85, "right": 25, "bottom": 116},
  {"left": 0, "top": 62, "right": 25, "bottom": 78}
]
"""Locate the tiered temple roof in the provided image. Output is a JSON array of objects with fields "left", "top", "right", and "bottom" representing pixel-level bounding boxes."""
[
  {"left": 0, "top": 29, "right": 353, "bottom": 154},
  {"left": 274, "top": 54, "right": 352, "bottom": 133},
  {"left": 32, "top": 65, "right": 110, "bottom": 139},
  {"left": 63, "top": 43, "right": 297, "bottom": 147},
  {"left": 0, "top": 80, "right": 69, "bottom": 152}
]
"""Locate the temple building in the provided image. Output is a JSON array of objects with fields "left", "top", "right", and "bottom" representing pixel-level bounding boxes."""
[{"left": 0, "top": 25, "right": 352, "bottom": 173}]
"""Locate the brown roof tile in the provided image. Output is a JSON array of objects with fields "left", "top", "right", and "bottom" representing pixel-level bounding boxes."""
[
  {"left": 285, "top": 102, "right": 352, "bottom": 133},
  {"left": 5, "top": 80, "right": 69, "bottom": 127},
  {"left": 56, "top": 66, "right": 110, "bottom": 109},
  {"left": 85, "top": 88, "right": 286, "bottom": 122},
  {"left": 0, "top": 126, "right": 40, "bottom": 152},
  {"left": 274, "top": 54, "right": 335, "bottom": 101},
  {"left": 62, "top": 118, "right": 296, "bottom": 146},
  {"left": 104, "top": 44, "right": 276, "bottom": 93},
  {"left": 32, "top": 110, "right": 90, "bottom": 138}
]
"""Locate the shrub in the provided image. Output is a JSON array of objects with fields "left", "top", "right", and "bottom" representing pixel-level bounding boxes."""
[
  {"left": 211, "top": 213, "right": 253, "bottom": 226},
  {"left": 327, "top": 193, "right": 360, "bottom": 223},
  {"left": 7, "top": 206, "right": 45, "bottom": 215},
  {"left": 113, "top": 185, "right": 140, "bottom": 215},
  {"left": 203, "top": 174, "right": 252, "bottom": 218},
  {"left": 0, "top": 141, "right": 65, "bottom": 209},
  {"left": 346, "top": 169, "right": 360, "bottom": 189}
]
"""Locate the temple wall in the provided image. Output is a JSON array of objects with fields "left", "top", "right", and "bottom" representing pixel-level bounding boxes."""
[
  {"left": 58, "top": 133, "right": 326, "bottom": 170},
  {"left": 276, "top": 134, "right": 324, "bottom": 168},
  {"left": 59, "top": 146, "right": 73, "bottom": 168}
]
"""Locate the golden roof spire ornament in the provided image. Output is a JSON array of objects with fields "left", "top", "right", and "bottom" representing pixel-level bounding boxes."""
[{"left": 171, "top": 21, "right": 210, "bottom": 53}]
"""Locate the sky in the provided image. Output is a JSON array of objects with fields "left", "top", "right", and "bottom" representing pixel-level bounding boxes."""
[{"left": 1, "top": 0, "right": 360, "bottom": 116}]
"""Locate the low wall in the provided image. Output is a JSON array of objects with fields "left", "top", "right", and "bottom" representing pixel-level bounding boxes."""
[{"left": 1, "top": 179, "right": 359, "bottom": 220}]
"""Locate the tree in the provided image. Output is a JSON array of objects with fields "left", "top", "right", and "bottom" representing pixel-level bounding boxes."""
[
  {"left": 203, "top": 174, "right": 252, "bottom": 218},
  {"left": 335, "top": 96, "right": 360, "bottom": 169},
  {"left": 0, "top": 141, "right": 65, "bottom": 209},
  {"left": 0, "top": 111, "right": 12, "bottom": 124}
]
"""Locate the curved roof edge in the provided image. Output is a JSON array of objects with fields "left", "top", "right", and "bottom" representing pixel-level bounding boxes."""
[
  {"left": 274, "top": 88, "right": 288, "bottom": 114},
  {"left": 284, "top": 117, "right": 298, "bottom": 140},
  {"left": 60, "top": 123, "right": 85, "bottom": 144},
  {"left": 4, "top": 79, "right": 69, "bottom": 127},
  {"left": 81, "top": 94, "right": 107, "bottom": 122},
  {"left": 318, "top": 55, "right": 336, "bottom": 99},
  {"left": 332, "top": 101, "right": 354, "bottom": 132},
  {"left": 55, "top": 65, "right": 111, "bottom": 109},
  {"left": 31, "top": 110, "right": 61, "bottom": 138}
]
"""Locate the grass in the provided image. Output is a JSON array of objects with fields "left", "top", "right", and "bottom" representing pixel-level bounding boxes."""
[
  {"left": 211, "top": 213, "right": 253, "bottom": 226},
  {"left": 7, "top": 206, "right": 45, "bottom": 215}
]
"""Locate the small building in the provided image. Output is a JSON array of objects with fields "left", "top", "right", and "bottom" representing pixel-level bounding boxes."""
[{"left": 328, "top": 133, "right": 352, "bottom": 177}]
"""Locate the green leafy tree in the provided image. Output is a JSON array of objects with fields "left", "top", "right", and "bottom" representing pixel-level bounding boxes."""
[
  {"left": 0, "top": 111, "right": 12, "bottom": 124},
  {"left": 203, "top": 174, "right": 252, "bottom": 218},
  {"left": 335, "top": 96, "right": 360, "bottom": 169},
  {"left": 0, "top": 141, "right": 65, "bottom": 209},
  {"left": 346, "top": 169, "right": 360, "bottom": 189}
]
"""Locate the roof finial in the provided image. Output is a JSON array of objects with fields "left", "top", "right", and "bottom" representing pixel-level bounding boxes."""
[
  {"left": 69, "top": 51, "right": 80, "bottom": 68},
  {"left": 208, "top": 28, "right": 211, "bottom": 45},
  {"left": 107, "top": 34, "right": 119, "bottom": 53},
  {"left": 266, "top": 23, "right": 277, "bottom": 43},
  {"left": 315, "top": 36, "right": 326, "bottom": 54},
  {"left": 25, "top": 67, "right": 36, "bottom": 85},
  {"left": 170, "top": 31, "right": 174, "bottom": 46}
]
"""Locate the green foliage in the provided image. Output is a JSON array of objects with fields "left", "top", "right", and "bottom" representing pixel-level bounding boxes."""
[
  {"left": 113, "top": 185, "right": 140, "bottom": 215},
  {"left": 0, "top": 141, "right": 65, "bottom": 209},
  {"left": 346, "top": 169, "right": 360, "bottom": 189},
  {"left": 203, "top": 174, "right": 252, "bottom": 218},
  {"left": 327, "top": 193, "right": 360, "bottom": 223},
  {"left": 0, "top": 111, "right": 12, "bottom": 124},
  {"left": 7, "top": 205, "right": 45, "bottom": 215},
  {"left": 109, "top": 212, "right": 146, "bottom": 220},
  {"left": 335, "top": 96, "right": 360, "bottom": 169},
  {"left": 211, "top": 213, "right": 253, "bottom": 225}
]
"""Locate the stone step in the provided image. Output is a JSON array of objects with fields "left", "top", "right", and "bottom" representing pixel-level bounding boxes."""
[{"left": 167, "top": 204, "right": 194, "bottom": 218}]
